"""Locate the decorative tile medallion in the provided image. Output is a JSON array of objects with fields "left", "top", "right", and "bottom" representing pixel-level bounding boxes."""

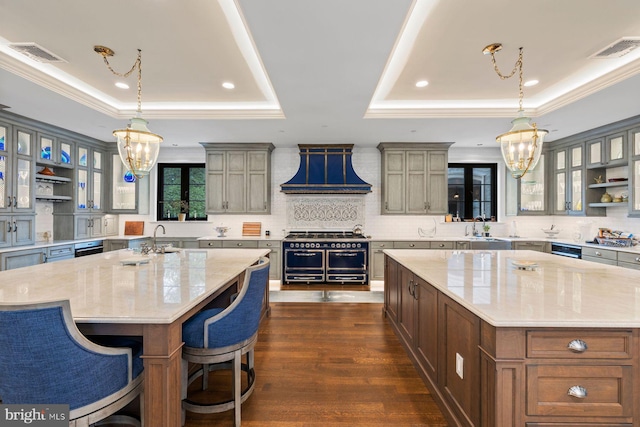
[{"left": 287, "top": 196, "right": 365, "bottom": 229}]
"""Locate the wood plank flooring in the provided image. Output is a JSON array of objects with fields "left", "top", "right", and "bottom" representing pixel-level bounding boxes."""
[{"left": 184, "top": 302, "right": 449, "bottom": 427}]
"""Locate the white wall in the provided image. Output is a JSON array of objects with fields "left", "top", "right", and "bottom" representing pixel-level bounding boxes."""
[{"left": 50, "top": 144, "right": 639, "bottom": 242}]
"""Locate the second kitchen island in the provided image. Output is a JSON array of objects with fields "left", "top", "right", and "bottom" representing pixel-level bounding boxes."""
[{"left": 384, "top": 249, "right": 640, "bottom": 427}]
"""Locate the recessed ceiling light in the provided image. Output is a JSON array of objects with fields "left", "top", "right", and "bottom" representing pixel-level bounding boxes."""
[
  {"left": 523, "top": 79, "right": 539, "bottom": 87},
  {"left": 415, "top": 80, "right": 429, "bottom": 88},
  {"left": 115, "top": 82, "right": 129, "bottom": 89},
  {"left": 222, "top": 82, "right": 235, "bottom": 89}
]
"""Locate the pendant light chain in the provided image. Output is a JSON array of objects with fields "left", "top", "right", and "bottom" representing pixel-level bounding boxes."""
[
  {"left": 488, "top": 47, "right": 524, "bottom": 110},
  {"left": 100, "top": 49, "right": 143, "bottom": 113}
]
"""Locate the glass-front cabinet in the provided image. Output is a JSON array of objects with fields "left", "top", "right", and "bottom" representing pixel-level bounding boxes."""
[
  {"left": 553, "top": 143, "right": 585, "bottom": 215},
  {"left": 631, "top": 127, "right": 640, "bottom": 217},
  {"left": 586, "top": 132, "right": 627, "bottom": 169},
  {"left": 36, "top": 132, "right": 74, "bottom": 168},
  {"left": 505, "top": 153, "right": 547, "bottom": 215},
  {"left": 109, "top": 153, "right": 149, "bottom": 214},
  {"left": 76, "top": 145, "right": 103, "bottom": 213},
  {"left": 0, "top": 126, "right": 34, "bottom": 213}
]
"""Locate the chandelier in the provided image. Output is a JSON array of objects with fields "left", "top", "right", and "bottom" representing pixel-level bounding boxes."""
[
  {"left": 94, "top": 46, "right": 162, "bottom": 179},
  {"left": 482, "top": 43, "right": 547, "bottom": 180}
]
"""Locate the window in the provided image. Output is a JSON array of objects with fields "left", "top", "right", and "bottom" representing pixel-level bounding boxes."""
[
  {"left": 157, "top": 163, "right": 207, "bottom": 221},
  {"left": 447, "top": 163, "right": 497, "bottom": 220}
]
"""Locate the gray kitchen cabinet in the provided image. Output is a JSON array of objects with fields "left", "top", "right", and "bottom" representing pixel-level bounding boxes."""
[
  {"left": 582, "top": 246, "right": 617, "bottom": 265},
  {"left": 36, "top": 132, "right": 74, "bottom": 168},
  {"left": 0, "top": 123, "right": 35, "bottom": 216},
  {"left": 0, "top": 247, "right": 44, "bottom": 271},
  {"left": 75, "top": 144, "right": 104, "bottom": 213},
  {"left": 201, "top": 143, "right": 274, "bottom": 214},
  {"left": 221, "top": 240, "right": 259, "bottom": 248},
  {"left": 378, "top": 143, "right": 452, "bottom": 215},
  {"left": 0, "top": 215, "right": 36, "bottom": 248},
  {"left": 45, "top": 244, "right": 74, "bottom": 262},
  {"left": 618, "top": 252, "right": 640, "bottom": 270},
  {"left": 199, "top": 240, "right": 223, "bottom": 248},
  {"left": 430, "top": 241, "right": 454, "bottom": 249},
  {"left": 54, "top": 214, "right": 103, "bottom": 240},
  {"left": 393, "top": 241, "right": 430, "bottom": 249},
  {"left": 259, "top": 240, "right": 281, "bottom": 280},
  {"left": 551, "top": 141, "right": 604, "bottom": 216},
  {"left": 103, "top": 215, "right": 118, "bottom": 236},
  {"left": 512, "top": 240, "right": 549, "bottom": 252},
  {"left": 370, "top": 241, "right": 394, "bottom": 280},
  {"left": 586, "top": 131, "right": 627, "bottom": 169}
]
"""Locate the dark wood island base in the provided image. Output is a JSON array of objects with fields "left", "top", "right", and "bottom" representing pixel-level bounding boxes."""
[{"left": 384, "top": 253, "right": 640, "bottom": 427}]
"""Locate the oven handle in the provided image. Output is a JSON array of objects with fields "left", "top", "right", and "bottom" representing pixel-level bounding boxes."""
[
  {"left": 332, "top": 253, "right": 358, "bottom": 257},
  {"left": 292, "top": 252, "right": 320, "bottom": 257}
]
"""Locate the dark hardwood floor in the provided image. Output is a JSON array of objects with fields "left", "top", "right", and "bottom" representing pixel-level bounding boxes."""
[{"left": 184, "top": 302, "right": 449, "bottom": 427}]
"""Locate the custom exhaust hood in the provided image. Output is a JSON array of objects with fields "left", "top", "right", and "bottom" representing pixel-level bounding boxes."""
[{"left": 280, "top": 144, "right": 372, "bottom": 194}]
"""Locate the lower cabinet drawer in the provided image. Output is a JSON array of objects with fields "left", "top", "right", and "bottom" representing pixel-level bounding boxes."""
[
  {"left": 526, "top": 365, "right": 633, "bottom": 418},
  {"left": 527, "top": 330, "right": 633, "bottom": 359}
]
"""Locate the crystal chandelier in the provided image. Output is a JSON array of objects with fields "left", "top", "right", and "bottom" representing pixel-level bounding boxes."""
[
  {"left": 94, "top": 46, "right": 162, "bottom": 179},
  {"left": 483, "top": 43, "right": 547, "bottom": 180}
]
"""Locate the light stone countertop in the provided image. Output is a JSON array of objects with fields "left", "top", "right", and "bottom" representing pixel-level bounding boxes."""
[
  {"left": 384, "top": 249, "right": 640, "bottom": 328},
  {"left": 0, "top": 248, "right": 269, "bottom": 324}
]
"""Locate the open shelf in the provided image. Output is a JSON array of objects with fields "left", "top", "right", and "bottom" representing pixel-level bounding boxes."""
[{"left": 588, "top": 181, "right": 628, "bottom": 189}]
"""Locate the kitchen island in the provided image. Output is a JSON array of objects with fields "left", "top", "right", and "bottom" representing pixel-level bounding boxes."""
[
  {"left": 0, "top": 248, "right": 269, "bottom": 427},
  {"left": 383, "top": 249, "right": 640, "bottom": 427}
]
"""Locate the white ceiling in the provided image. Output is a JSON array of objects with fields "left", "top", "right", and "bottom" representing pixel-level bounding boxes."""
[{"left": 1, "top": 0, "right": 640, "bottom": 149}]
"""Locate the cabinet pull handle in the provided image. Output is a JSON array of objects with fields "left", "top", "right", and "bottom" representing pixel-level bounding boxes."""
[
  {"left": 7, "top": 222, "right": 12, "bottom": 233},
  {"left": 635, "top": 257, "right": 640, "bottom": 263},
  {"left": 408, "top": 280, "right": 414, "bottom": 297},
  {"left": 7, "top": 196, "right": 11, "bottom": 207},
  {"left": 567, "top": 385, "right": 588, "bottom": 399},
  {"left": 567, "top": 339, "right": 588, "bottom": 353},
  {"left": 385, "top": 202, "right": 388, "bottom": 210},
  {"left": 13, "top": 196, "right": 17, "bottom": 207},
  {"left": 412, "top": 282, "right": 419, "bottom": 300},
  {"left": 43, "top": 253, "right": 48, "bottom": 263}
]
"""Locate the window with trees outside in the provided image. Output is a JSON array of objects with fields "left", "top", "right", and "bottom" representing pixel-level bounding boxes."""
[
  {"left": 157, "top": 163, "right": 207, "bottom": 221},
  {"left": 447, "top": 163, "right": 497, "bottom": 221}
]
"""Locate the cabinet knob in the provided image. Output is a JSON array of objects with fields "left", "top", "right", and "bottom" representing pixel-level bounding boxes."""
[
  {"left": 567, "top": 385, "right": 588, "bottom": 399},
  {"left": 208, "top": 242, "right": 215, "bottom": 246},
  {"left": 237, "top": 243, "right": 243, "bottom": 246},
  {"left": 635, "top": 257, "right": 640, "bottom": 263},
  {"left": 409, "top": 243, "right": 415, "bottom": 247},
  {"left": 567, "top": 339, "right": 588, "bottom": 353},
  {"left": 438, "top": 243, "right": 445, "bottom": 248},
  {"left": 595, "top": 251, "right": 602, "bottom": 256},
  {"left": 380, "top": 244, "right": 385, "bottom": 247},
  {"left": 266, "top": 243, "right": 272, "bottom": 247}
]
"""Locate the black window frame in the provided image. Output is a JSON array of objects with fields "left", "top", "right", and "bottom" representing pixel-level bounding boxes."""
[
  {"left": 447, "top": 163, "right": 498, "bottom": 221},
  {"left": 156, "top": 163, "right": 208, "bottom": 221}
]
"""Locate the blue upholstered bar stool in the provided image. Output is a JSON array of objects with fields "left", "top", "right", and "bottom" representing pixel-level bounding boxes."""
[
  {"left": 181, "top": 257, "right": 270, "bottom": 426},
  {"left": 0, "top": 300, "right": 143, "bottom": 427}
]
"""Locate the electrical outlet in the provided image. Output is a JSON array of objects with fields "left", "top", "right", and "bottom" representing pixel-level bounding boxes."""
[{"left": 455, "top": 353, "right": 464, "bottom": 379}]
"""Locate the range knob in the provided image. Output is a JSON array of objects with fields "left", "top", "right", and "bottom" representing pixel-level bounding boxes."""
[
  {"left": 356, "top": 243, "right": 361, "bottom": 248},
  {"left": 341, "top": 243, "right": 347, "bottom": 248},
  {"left": 305, "top": 243, "right": 310, "bottom": 248},
  {"left": 331, "top": 243, "right": 336, "bottom": 248}
]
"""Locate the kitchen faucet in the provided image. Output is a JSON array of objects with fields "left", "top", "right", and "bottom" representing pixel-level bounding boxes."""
[
  {"left": 473, "top": 215, "right": 486, "bottom": 237},
  {"left": 153, "top": 224, "right": 166, "bottom": 252}
]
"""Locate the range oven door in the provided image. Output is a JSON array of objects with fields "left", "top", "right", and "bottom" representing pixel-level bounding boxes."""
[
  {"left": 284, "top": 249, "right": 325, "bottom": 283},
  {"left": 326, "top": 249, "right": 368, "bottom": 283}
]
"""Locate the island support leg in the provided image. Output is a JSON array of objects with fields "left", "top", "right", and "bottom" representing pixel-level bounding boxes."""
[{"left": 141, "top": 322, "right": 184, "bottom": 427}]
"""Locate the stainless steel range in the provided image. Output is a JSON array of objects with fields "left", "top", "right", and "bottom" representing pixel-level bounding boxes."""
[{"left": 283, "top": 231, "right": 369, "bottom": 285}]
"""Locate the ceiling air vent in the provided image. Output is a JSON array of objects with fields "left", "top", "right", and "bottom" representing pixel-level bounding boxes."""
[
  {"left": 8, "top": 43, "right": 67, "bottom": 63},
  {"left": 590, "top": 37, "right": 640, "bottom": 59}
]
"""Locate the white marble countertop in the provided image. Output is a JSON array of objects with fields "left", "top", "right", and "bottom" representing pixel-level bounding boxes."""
[
  {"left": 384, "top": 249, "right": 640, "bottom": 328},
  {"left": 0, "top": 248, "right": 269, "bottom": 324}
]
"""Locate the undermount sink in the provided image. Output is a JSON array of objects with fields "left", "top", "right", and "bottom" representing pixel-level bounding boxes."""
[{"left": 469, "top": 237, "right": 504, "bottom": 242}]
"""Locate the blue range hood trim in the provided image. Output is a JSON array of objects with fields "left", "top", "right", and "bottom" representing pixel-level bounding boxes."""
[{"left": 281, "top": 144, "right": 372, "bottom": 194}]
